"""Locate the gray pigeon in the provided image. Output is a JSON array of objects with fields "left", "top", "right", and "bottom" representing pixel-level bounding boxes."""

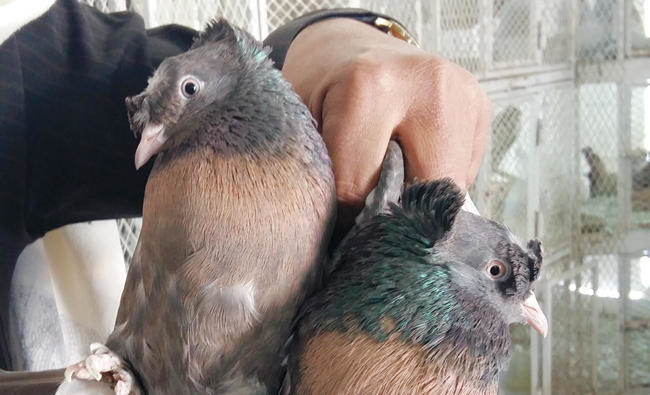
[
  {"left": 581, "top": 146, "right": 617, "bottom": 197},
  {"left": 581, "top": 146, "right": 650, "bottom": 210},
  {"left": 285, "top": 143, "right": 547, "bottom": 394},
  {"left": 59, "top": 19, "right": 335, "bottom": 394}
]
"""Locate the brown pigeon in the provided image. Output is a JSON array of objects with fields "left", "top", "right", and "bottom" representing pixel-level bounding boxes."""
[{"left": 58, "top": 19, "right": 335, "bottom": 394}]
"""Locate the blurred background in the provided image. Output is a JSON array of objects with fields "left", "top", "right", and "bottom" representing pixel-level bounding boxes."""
[{"left": 8, "top": 1, "right": 650, "bottom": 394}]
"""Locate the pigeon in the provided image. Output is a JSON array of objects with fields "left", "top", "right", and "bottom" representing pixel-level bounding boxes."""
[
  {"left": 581, "top": 146, "right": 617, "bottom": 197},
  {"left": 284, "top": 143, "right": 547, "bottom": 394},
  {"left": 58, "top": 19, "right": 335, "bottom": 394},
  {"left": 581, "top": 146, "right": 650, "bottom": 210}
]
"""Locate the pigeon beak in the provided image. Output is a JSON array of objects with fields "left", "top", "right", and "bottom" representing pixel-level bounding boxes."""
[
  {"left": 521, "top": 291, "right": 548, "bottom": 337},
  {"left": 135, "top": 123, "right": 166, "bottom": 169}
]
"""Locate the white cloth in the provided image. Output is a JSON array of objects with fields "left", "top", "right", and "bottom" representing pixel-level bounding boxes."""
[{"left": 9, "top": 221, "right": 127, "bottom": 370}]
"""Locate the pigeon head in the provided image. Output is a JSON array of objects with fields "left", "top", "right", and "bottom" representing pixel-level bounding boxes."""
[
  {"left": 125, "top": 19, "right": 271, "bottom": 169},
  {"left": 581, "top": 146, "right": 595, "bottom": 160},
  {"left": 320, "top": 173, "right": 549, "bottom": 340},
  {"left": 435, "top": 209, "right": 547, "bottom": 337}
]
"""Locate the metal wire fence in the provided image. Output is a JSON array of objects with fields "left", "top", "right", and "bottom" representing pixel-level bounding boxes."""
[{"left": 79, "top": 1, "right": 650, "bottom": 393}]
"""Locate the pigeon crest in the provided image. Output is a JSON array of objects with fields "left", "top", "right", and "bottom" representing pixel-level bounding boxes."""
[{"left": 192, "top": 19, "right": 271, "bottom": 63}]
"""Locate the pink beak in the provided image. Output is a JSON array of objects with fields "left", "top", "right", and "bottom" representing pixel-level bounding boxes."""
[
  {"left": 135, "top": 123, "right": 166, "bottom": 169},
  {"left": 521, "top": 291, "right": 548, "bottom": 337}
]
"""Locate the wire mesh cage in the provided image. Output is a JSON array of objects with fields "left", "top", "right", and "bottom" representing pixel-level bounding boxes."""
[
  {"left": 76, "top": 0, "right": 650, "bottom": 393},
  {"left": 474, "top": 95, "right": 537, "bottom": 239},
  {"left": 115, "top": 218, "right": 142, "bottom": 267}
]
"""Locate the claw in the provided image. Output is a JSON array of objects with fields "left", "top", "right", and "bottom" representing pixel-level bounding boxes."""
[
  {"left": 61, "top": 343, "right": 140, "bottom": 395},
  {"left": 64, "top": 362, "right": 84, "bottom": 382},
  {"left": 115, "top": 379, "right": 134, "bottom": 395}
]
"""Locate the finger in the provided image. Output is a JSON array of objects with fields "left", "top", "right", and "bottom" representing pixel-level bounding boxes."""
[
  {"left": 397, "top": 73, "right": 478, "bottom": 190},
  {"left": 398, "top": 120, "right": 473, "bottom": 190},
  {"left": 320, "top": 74, "right": 404, "bottom": 210}
]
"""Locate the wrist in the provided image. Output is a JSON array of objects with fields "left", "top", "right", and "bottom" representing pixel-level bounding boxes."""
[
  {"left": 293, "top": 17, "right": 414, "bottom": 52},
  {"left": 263, "top": 9, "right": 417, "bottom": 69}
]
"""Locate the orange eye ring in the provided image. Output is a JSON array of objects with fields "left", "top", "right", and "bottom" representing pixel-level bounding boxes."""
[{"left": 486, "top": 260, "right": 507, "bottom": 279}]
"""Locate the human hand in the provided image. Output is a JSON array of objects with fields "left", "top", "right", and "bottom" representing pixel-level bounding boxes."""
[{"left": 282, "top": 17, "right": 490, "bottom": 227}]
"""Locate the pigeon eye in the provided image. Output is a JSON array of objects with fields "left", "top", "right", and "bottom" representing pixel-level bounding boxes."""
[
  {"left": 486, "top": 261, "right": 507, "bottom": 279},
  {"left": 181, "top": 78, "right": 200, "bottom": 98}
]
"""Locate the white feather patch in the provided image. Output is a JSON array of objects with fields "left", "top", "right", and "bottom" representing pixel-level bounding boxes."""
[{"left": 195, "top": 281, "right": 260, "bottom": 340}]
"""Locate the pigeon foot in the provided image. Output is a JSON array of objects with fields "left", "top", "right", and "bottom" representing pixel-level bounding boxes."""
[{"left": 63, "top": 343, "right": 141, "bottom": 395}]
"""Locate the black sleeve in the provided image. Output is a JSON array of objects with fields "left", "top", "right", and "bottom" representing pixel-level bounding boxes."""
[{"left": 0, "top": 0, "right": 197, "bottom": 369}]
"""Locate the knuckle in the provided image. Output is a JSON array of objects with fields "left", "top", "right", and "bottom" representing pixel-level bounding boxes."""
[
  {"left": 344, "top": 56, "right": 394, "bottom": 98},
  {"left": 432, "top": 58, "right": 481, "bottom": 94}
]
